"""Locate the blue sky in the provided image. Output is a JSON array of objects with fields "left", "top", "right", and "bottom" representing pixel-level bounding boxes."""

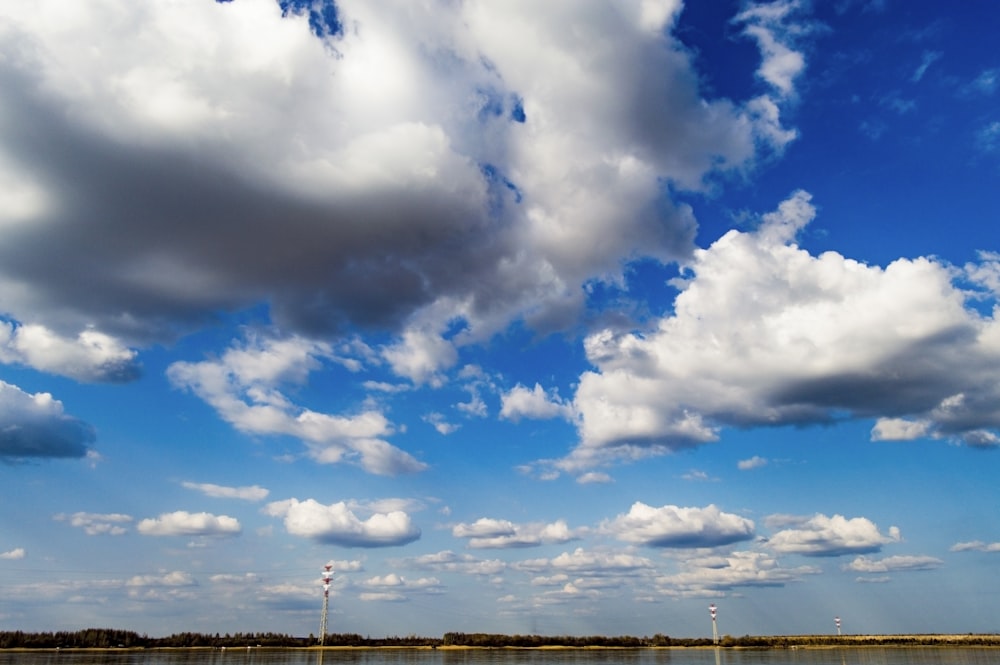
[{"left": 2, "top": 0, "right": 1000, "bottom": 640}]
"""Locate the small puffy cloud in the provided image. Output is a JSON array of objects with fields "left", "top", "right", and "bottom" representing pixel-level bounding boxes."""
[
  {"left": 602, "top": 502, "right": 755, "bottom": 548},
  {"left": 518, "top": 548, "right": 655, "bottom": 577},
  {"left": 0, "top": 380, "right": 95, "bottom": 460},
  {"left": 181, "top": 481, "right": 269, "bottom": 501},
  {"left": 499, "top": 383, "right": 573, "bottom": 422},
  {"left": 846, "top": 555, "right": 943, "bottom": 573},
  {"left": 951, "top": 540, "right": 1000, "bottom": 553},
  {"left": 263, "top": 498, "right": 420, "bottom": 547},
  {"left": 126, "top": 571, "right": 196, "bottom": 588},
  {"left": 359, "top": 573, "right": 444, "bottom": 599},
  {"left": 54, "top": 512, "right": 133, "bottom": 536},
  {"left": 659, "top": 551, "right": 820, "bottom": 595},
  {"left": 734, "top": 0, "right": 809, "bottom": 98},
  {"left": 0, "top": 322, "right": 140, "bottom": 383},
  {"left": 766, "top": 514, "right": 900, "bottom": 557},
  {"left": 738, "top": 455, "right": 768, "bottom": 470},
  {"left": 423, "top": 412, "right": 459, "bottom": 435},
  {"left": 452, "top": 518, "right": 582, "bottom": 549},
  {"left": 576, "top": 472, "right": 612, "bottom": 485},
  {"left": 870, "top": 418, "right": 932, "bottom": 441},
  {"left": 405, "top": 550, "right": 507, "bottom": 577},
  {"left": 1, "top": 547, "right": 26, "bottom": 560},
  {"left": 136, "top": 511, "right": 242, "bottom": 537},
  {"left": 168, "top": 334, "right": 425, "bottom": 475},
  {"left": 323, "top": 559, "right": 365, "bottom": 573}
]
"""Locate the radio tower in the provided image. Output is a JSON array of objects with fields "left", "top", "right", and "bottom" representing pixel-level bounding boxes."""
[
  {"left": 319, "top": 564, "right": 333, "bottom": 646},
  {"left": 709, "top": 604, "right": 719, "bottom": 645}
]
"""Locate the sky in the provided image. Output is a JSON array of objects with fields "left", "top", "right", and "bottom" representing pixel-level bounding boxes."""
[{"left": 1, "top": 0, "right": 1000, "bottom": 640}]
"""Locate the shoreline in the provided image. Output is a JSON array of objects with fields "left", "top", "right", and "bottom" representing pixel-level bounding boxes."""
[{"left": 4, "top": 635, "right": 1000, "bottom": 652}]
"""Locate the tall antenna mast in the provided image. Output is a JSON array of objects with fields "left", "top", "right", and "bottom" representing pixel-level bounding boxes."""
[
  {"left": 709, "top": 603, "right": 718, "bottom": 645},
  {"left": 319, "top": 564, "right": 333, "bottom": 646}
]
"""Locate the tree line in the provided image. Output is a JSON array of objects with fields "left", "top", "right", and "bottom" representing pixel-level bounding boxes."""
[{"left": 2, "top": 629, "right": 998, "bottom": 649}]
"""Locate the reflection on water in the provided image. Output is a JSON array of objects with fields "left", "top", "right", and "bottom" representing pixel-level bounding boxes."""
[{"left": 1, "top": 648, "right": 997, "bottom": 665}]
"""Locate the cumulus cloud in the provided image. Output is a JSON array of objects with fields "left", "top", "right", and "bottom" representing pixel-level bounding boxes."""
[
  {"left": 766, "top": 514, "right": 900, "bottom": 557},
  {"left": 846, "top": 554, "right": 942, "bottom": 573},
  {"left": 1, "top": 547, "right": 26, "bottom": 560},
  {"left": 54, "top": 512, "right": 133, "bottom": 536},
  {"left": 738, "top": 455, "right": 768, "bottom": 470},
  {"left": 0, "top": 381, "right": 95, "bottom": 460},
  {"left": 182, "top": 481, "right": 269, "bottom": 501},
  {"left": 951, "top": 540, "right": 1000, "bottom": 553},
  {"left": 564, "top": 190, "right": 1000, "bottom": 469},
  {"left": 602, "top": 502, "right": 755, "bottom": 548},
  {"left": 659, "top": 551, "right": 820, "bottom": 595},
  {"left": 136, "top": 511, "right": 242, "bottom": 537},
  {"left": 167, "top": 334, "right": 425, "bottom": 475},
  {"left": 452, "top": 518, "right": 582, "bottom": 549},
  {"left": 0, "top": 322, "right": 140, "bottom": 383},
  {"left": 358, "top": 573, "right": 444, "bottom": 602},
  {"left": 0, "top": 0, "right": 804, "bottom": 391},
  {"left": 499, "top": 383, "right": 574, "bottom": 422},
  {"left": 735, "top": 0, "right": 810, "bottom": 98},
  {"left": 126, "top": 571, "right": 197, "bottom": 588},
  {"left": 517, "top": 547, "right": 655, "bottom": 576},
  {"left": 263, "top": 497, "right": 420, "bottom": 547},
  {"left": 405, "top": 550, "right": 507, "bottom": 577}
]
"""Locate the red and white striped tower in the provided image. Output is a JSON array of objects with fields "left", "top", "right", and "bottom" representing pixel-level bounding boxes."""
[
  {"left": 319, "top": 564, "right": 333, "bottom": 646},
  {"left": 709, "top": 604, "right": 718, "bottom": 645},
  {"left": 835, "top": 616, "right": 841, "bottom": 636}
]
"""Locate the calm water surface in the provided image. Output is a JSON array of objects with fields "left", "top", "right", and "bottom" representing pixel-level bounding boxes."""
[{"left": 1, "top": 650, "right": 996, "bottom": 665}]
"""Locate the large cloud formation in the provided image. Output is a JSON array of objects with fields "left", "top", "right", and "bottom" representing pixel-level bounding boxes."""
[
  {"left": 565, "top": 190, "right": 1000, "bottom": 469},
  {"left": 0, "top": 0, "right": 795, "bottom": 356}
]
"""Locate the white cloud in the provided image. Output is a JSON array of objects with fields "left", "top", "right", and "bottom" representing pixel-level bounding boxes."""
[
  {"left": 738, "top": 455, "right": 768, "bottom": 470},
  {"left": 499, "top": 383, "right": 573, "bottom": 422},
  {"left": 0, "top": 322, "right": 139, "bottom": 383},
  {"left": 263, "top": 497, "right": 420, "bottom": 547},
  {"left": 0, "top": 0, "right": 803, "bottom": 369},
  {"left": 517, "top": 547, "right": 655, "bottom": 576},
  {"left": 453, "top": 518, "right": 582, "bottom": 549},
  {"left": 136, "top": 511, "right": 242, "bottom": 537},
  {"left": 564, "top": 190, "right": 1000, "bottom": 468},
  {"left": 766, "top": 514, "right": 900, "bottom": 557},
  {"left": 54, "top": 512, "right": 133, "bottom": 536},
  {"left": 602, "top": 502, "right": 755, "bottom": 548},
  {"left": 1, "top": 547, "right": 26, "bottom": 560},
  {"left": 870, "top": 417, "right": 932, "bottom": 441},
  {"left": 0, "top": 380, "right": 95, "bottom": 460},
  {"left": 167, "top": 334, "right": 426, "bottom": 475},
  {"left": 846, "top": 554, "right": 942, "bottom": 573},
  {"left": 423, "top": 412, "right": 459, "bottom": 436},
  {"left": 659, "top": 550, "right": 820, "bottom": 595},
  {"left": 576, "top": 472, "right": 613, "bottom": 485},
  {"left": 976, "top": 121, "right": 1000, "bottom": 153},
  {"left": 951, "top": 540, "right": 1000, "bottom": 553},
  {"left": 405, "top": 550, "right": 507, "bottom": 577},
  {"left": 359, "top": 573, "right": 444, "bottom": 600},
  {"left": 734, "top": 0, "right": 809, "bottom": 98},
  {"left": 911, "top": 50, "right": 942, "bottom": 83},
  {"left": 126, "top": 571, "right": 197, "bottom": 588},
  {"left": 181, "top": 482, "right": 269, "bottom": 501}
]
